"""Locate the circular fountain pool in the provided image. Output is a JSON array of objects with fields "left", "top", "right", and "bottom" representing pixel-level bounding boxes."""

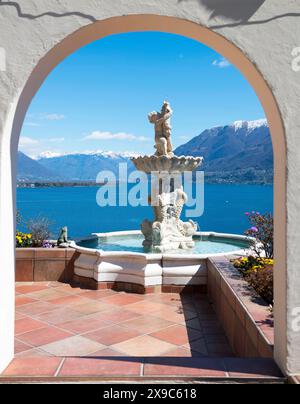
[
  {"left": 76, "top": 231, "right": 251, "bottom": 257},
  {"left": 71, "top": 231, "right": 252, "bottom": 294}
]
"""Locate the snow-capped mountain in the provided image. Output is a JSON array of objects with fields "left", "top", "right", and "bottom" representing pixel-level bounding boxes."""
[
  {"left": 34, "top": 151, "right": 137, "bottom": 181},
  {"left": 17, "top": 152, "right": 61, "bottom": 182},
  {"left": 18, "top": 119, "right": 273, "bottom": 184},
  {"left": 174, "top": 119, "right": 273, "bottom": 179},
  {"left": 36, "top": 150, "right": 140, "bottom": 160}
]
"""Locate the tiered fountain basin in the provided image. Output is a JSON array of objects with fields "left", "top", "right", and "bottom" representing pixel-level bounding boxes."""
[
  {"left": 131, "top": 155, "right": 203, "bottom": 173},
  {"left": 71, "top": 231, "right": 252, "bottom": 293}
]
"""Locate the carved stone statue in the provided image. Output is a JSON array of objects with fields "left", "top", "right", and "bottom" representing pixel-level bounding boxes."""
[
  {"left": 131, "top": 102, "right": 203, "bottom": 253},
  {"left": 57, "top": 226, "right": 71, "bottom": 248},
  {"left": 148, "top": 101, "right": 174, "bottom": 157},
  {"left": 141, "top": 187, "right": 198, "bottom": 252}
]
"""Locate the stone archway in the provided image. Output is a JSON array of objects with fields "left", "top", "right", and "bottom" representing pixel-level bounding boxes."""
[{"left": 0, "top": 14, "right": 288, "bottom": 374}]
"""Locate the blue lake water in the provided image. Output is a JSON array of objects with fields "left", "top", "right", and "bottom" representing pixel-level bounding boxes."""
[{"left": 17, "top": 184, "right": 273, "bottom": 239}]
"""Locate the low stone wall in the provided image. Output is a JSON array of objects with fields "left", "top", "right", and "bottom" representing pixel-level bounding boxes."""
[
  {"left": 15, "top": 248, "right": 77, "bottom": 283},
  {"left": 207, "top": 257, "right": 274, "bottom": 359}
]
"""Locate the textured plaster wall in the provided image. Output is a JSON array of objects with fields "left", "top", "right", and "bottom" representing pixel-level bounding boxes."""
[{"left": 0, "top": 0, "right": 300, "bottom": 375}]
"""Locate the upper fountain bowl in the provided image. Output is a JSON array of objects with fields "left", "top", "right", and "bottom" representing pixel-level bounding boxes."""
[{"left": 131, "top": 155, "right": 203, "bottom": 173}]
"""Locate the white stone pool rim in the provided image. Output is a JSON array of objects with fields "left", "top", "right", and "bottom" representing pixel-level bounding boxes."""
[{"left": 71, "top": 230, "right": 252, "bottom": 259}]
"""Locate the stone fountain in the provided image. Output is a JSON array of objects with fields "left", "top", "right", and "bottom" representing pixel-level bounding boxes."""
[
  {"left": 131, "top": 102, "right": 203, "bottom": 253},
  {"left": 72, "top": 102, "right": 252, "bottom": 292}
]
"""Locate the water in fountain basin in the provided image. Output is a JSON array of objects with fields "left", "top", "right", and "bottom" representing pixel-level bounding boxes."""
[{"left": 78, "top": 234, "right": 250, "bottom": 255}]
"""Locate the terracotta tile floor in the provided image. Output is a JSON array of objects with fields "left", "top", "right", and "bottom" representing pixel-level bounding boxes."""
[
  {"left": 13, "top": 282, "right": 233, "bottom": 359},
  {"left": 1, "top": 282, "right": 283, "bottom": 380}
]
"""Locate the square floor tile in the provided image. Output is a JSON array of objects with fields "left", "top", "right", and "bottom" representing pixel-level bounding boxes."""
[
  {"left": 144, "top": 357, "right": 226, "bottom": 377},
  {"left": 224, "top": 358, "right": 283, "bottom": 379},
  {"left": 101, "top": 294, "right": 144, "bottom": 306},
  {"left": 15, "top": 318, "right": 47, "bottom": 335},
  {"left": 185, "top": 338, "right": 209, "bottom": 355},
  {"left": 202, "top": 325, "right": 225, "bottom": 335},
  {"left": 85, "top": 325, "right": 142, "bottom": 346},
  {"left": 16, "top": 348, "right": 52, "bottom": 358},
  {"left": 17, "top": 326, "right": 72, "bottom": 347},
  {"left": 150, "top": 325, "right": 203, "bottom": 346},
  {"left": 71, "top": 300, "right": 117, "bottom": 315},
  {"left": 14, "top": 339, "right": 33, "bottom": 354},
  {"left": 48, "top": 295, "right": 88, "bottom": 306},
  {"left": 145, "top": 293, "right": 182, "bottom": 306},
  {"left": 27, "top": 288, "right": 67, "bottom": 301},
  {"left": 78, "top": 289, "right": 116, "bottom": 300},
  {"left": 87, "top": 348, "right": 126, "bottom": 357},
  {"left": 16, "top": 301, "right": 58, "bottom": 316},
  {"left": 112, "top": 335, "right": 175, "bottom": 356},
  {"left": 36, "top": 308, "right": 85, "bottom": 325},
  {"left": 40, "top": 336, "right": 105, "bottom": 357},
  {"left": 15, "top": 313, "right": 27, "bottom": 320},
  {"left": 121, "top": 315, "right": 175, "bottom": 334},
  {"left": 94, "top": 309, "right": 141, "bottom": 324},
  {"left": 15, "top": 285, "right": 48, "bottom": 295},
  {"left": 126, "top": 300, "right": 169, "bottom": 315},
  {"left": 15, "top": 296, "right": 37, "bottom": 307},
  {"left": 185, "top": 318, "right": 203, "bottom": 331},
  {"left": 59, "top": 316, "right": 112, "bottom": 334},
  {"left": 3, "top": 357, "right": 62, "bottom": 377},
  {"left": 59, "top": 357, "right": 141, "bottom": 377},
  {"left": 161, "top": 346, "right": 193, "bottom": 357},
  {"left": 151, "top": 308, "right": 197, "bottom": 324},
  {"left": 52, "top": 284, "right": 82, "bottom": 295},
  {"left": 206, "top": 343, "right": 233, "bottom": 356}
]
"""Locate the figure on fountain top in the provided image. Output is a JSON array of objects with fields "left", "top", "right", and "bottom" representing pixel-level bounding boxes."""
[
  {"left": 148, "top": 101, "right": 174, "bottom": 158},
  {"left": 132, "top": 101, "right": 203, "bottom": 173}
]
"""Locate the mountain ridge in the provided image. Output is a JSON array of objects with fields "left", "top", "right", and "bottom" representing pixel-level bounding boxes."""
[{"left": 18, "top": 119, "right": 273, "bottom": 184}]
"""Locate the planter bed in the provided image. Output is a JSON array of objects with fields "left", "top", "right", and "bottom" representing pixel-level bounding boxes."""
[
  {"left": 207, "top": 256, "right": 274, "bottom": 359},
  {"left": 15, "top": 248, "right": 77, "bottom": 282}
]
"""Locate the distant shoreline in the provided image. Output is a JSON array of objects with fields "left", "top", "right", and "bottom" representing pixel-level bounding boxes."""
[{"left": 17, "top": 180, "right": 273, "bottom": 189}]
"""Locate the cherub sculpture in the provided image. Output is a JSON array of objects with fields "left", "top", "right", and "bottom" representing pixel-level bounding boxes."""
[{"left": 148, "top": 101, "right": 174, "bottom": 157}]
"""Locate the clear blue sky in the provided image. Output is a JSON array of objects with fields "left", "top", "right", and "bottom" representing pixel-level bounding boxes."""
[{"left": 20, "top": 32, "right": 265, "bottom": 158}]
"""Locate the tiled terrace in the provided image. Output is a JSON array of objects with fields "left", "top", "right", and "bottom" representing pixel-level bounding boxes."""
[{"left": 1, "top": 282, "right": 283, "bottom": 382}]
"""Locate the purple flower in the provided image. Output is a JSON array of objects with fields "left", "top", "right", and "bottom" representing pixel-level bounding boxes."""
[
  {"left": 42, "top": 241, "right": 53, "bottom": 249},
  {"left": 250, "top": 226, "right": 258, "bottom": 233},
  {"left": 245, "top": 212, "right": 250, "bottom": 216}
]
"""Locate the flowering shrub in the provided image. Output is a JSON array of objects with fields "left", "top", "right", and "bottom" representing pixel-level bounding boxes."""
[
  {"left": 42, "top": 240, "right": 54, "bottom": 249},
  {"left": 245, "top": 212, "right": 273, "bottom": 258},
  {"left": 16, "top": 231, "right": 32, "bottom": 248},
  {"left": 233, "top": 211, "right": 274, "bottom": 306},
  {"left": 247, "top": 266, "right": 273, "bottom": 305},
  {"left": 233, "top": 256, "right": 274, "bottom": 305},
  {"left": 16, "top": 212, "right": 53, "bottom": 248},
  {"left": 233, "top": 256, "right": 274, "bottom": 273},
  {"left": 27, "top": 216, "right": 52, "bottom": 247}
]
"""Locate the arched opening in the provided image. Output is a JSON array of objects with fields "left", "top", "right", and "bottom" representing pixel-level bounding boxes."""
[{"left": 2, "top": 15, "right": 286, "bottom": 373}]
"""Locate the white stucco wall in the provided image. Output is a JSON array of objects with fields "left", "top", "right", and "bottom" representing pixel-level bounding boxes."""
[{"left": 0, "top": 0, "right": 300, "bottom": 375}]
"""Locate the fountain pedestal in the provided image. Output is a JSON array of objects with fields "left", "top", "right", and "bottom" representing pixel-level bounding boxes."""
[
  {"left": 131, "top": 155, "right": 203, "bottom": 253},
  {"left": 132, "top": 102, "right": 203, "bottom": 253}
]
